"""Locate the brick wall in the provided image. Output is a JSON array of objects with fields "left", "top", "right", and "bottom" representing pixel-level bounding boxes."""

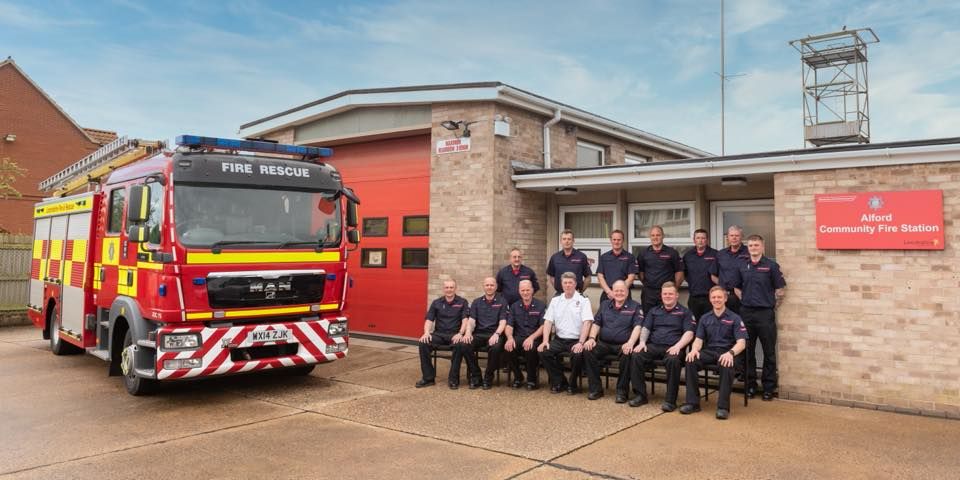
[
  {"left": 0, "top": 63, "right": 100, "bottom": 234},
  {"left": 775, "top": 162, "right": 960, "bottom": 418}
]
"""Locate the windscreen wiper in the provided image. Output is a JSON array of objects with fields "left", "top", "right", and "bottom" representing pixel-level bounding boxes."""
[
  {"left": 278, "top": 240, "right": 337, "bottom": 251},
  {"left": 210, "top": 240, "right": 279, "bottom": 254}
]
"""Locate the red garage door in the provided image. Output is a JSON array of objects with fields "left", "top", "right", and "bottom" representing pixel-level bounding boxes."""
[{"left": 325, "top": 135, "right": 430, "bottom": 339}]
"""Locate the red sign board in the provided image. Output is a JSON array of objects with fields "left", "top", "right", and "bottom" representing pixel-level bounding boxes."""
[{"left": 815, "top": 190, "right": 944, "bottom": 250}]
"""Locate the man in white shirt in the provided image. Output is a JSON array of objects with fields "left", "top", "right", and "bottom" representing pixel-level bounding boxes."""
[{"left": 539, "top": 272, "right": 594, "bottom": 395}]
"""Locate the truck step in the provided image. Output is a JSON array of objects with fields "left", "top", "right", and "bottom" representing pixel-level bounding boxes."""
[
  {"left": 136, "top": 339, "right": 156, "bottom": 349},
  {"left": 134, "top": 368, "right": 156, "bottom": 379},
  {"left": 98, "top": 320, "right": 109, "bottom": 328},
  {"left": 87, "top": 348, "right": 111, "bottom": 361}
]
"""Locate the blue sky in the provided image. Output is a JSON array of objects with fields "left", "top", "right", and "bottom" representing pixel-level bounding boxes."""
[{"left": 2, "top": 0, "right": 959, "bottom": 155}]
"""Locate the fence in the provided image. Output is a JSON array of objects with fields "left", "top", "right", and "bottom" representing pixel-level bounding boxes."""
[{"left": 0, "top": 233, "right": 31, "bottom": 325}]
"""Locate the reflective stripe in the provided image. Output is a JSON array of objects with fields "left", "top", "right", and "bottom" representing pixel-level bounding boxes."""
[{"left": 186, "top": 250, "right": 340, "bottom": 265}]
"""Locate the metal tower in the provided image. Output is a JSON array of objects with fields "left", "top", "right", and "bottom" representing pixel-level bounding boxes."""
[{"left": 789, "top": 28, "right": 879, "bottom": 147}]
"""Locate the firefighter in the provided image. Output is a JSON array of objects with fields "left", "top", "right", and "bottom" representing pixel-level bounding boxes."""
[
  {"left": 416, "top": 279, "right": 471, "bottom": 389},
  {"left": 583, "top": 280, "right": 643, "bottom": 402},
  {"left": 539, "top": 272, "right": 594, "bottom": 395},
  {"left": 496, "top": 248, "right": 540, "bottom": 306},
  {"left": 716, "top": 225, "right": 749, "bottom": 314},
  {"left": 680, "top": 286, "right": 747, "bottom": 420},
  {"left": 637, "top": 225, "right": 684, "bottom": 316},
  {"left": 463, "top": 277, "right": 509, "bottom": 389},
  {"left": 504, "top": 279, "right": 546, "bottom": 389},
  {"left": 546, "top": 229, "right": 592, "bottom": 295},
  {"left": 596, "top": 229, "right": 638, "bottom": 305},
  {"left": 682, "top": 228, "right": 719, "bottom": 320}
]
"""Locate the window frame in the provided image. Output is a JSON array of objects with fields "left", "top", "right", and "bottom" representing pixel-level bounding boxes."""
[
  {"left": 107, "top": 187, "right": 127, "bottom": 235},
  {"left": 628, "top": 201, "right": 696, "bottom": 255},
  {"left": 362, "top": 217, "right": 389, "bottom": 237},
  {"left": 558, "top": 204, "right": 618, "bottom": 281},
  {"left": 402, "top": 215, "right": 429, "bottom": 236},
  {"left": 361, "top": 248, "right": 388, "bottom": 268},
  {"left": 576, "top": 140, "right": 606, "bottom": 168},
  {"left": 401, "top": 248, "right": 429, "bottom": 269},
  {"left": 624, "top": 153, "right": 651, "bottom": 164},
  {"left": 710, "top": 199, "right": 775, "bottom": 255}
]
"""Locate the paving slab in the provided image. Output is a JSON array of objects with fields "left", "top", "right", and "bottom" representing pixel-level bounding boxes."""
[
  {"left": 0, "top": 325, "right": 41, "bottom": 342},
  {"left": 0, "top": 341, "right": 300, "bottom": 475},
  {"left": 321, "top": 380, "right": 661, "bottom": 461},
  {"left": 311, "top": 344, "right": 415, "bottom": 379},
  {"left": 553, "top": 399, "right": 960, "bottom": 479},
  {"left": 6, "top": 413, "right": 538, "bottom": 480},
  {"left": 330, "top": 356, "right": 430, "bottom": 392},
  {"left": 223, "top": 372, "right": 389, "bottom": 410},
  {"left": 514, "top": 464, "right": 606, "bottom": 479}
]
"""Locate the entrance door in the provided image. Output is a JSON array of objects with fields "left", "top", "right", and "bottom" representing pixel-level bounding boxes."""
[{"left": 711, "top": 200, "right": 776, "bottom": 258}]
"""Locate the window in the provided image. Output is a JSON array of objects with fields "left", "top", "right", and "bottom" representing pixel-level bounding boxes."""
[
  {"left": 108, "top": 188, "right": 126, "bottom": 234},
  {"left": 144, "top": 183, "right": 163, "bottom": 244},
  {"left": 711, "top": 200, "right": 776, "bottom": 259},
  {"left": 625, "top": 153, "right": 651, "bottom": 164},
  {"left": 576, "top": 141, "right": 605, "bottom": 167},
  {"left": 559, "top": 204, "right": 618, "bottom": 280},
  {"left": 362, "top": 217, "right": 388, "bottom": 237},
  {"left": 403, "top": 216, "right": 429, "bottom": 236},
  {"left": 361, "top": 248, "right": 387, "bottom": 268},
  {"left": 629, "top": 201, "right": 696, "bottom": 257},
  {"left": 401, "top": 248, "right": 429, "bottom": 269}
]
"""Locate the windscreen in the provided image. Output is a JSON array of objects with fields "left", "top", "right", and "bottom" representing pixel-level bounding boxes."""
[{"left": 174, "top": 184, "right": 341, "bottom": 248}]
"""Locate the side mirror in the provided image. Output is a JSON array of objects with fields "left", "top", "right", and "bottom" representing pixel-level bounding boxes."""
[
  {"left": 127, "top": 225, "right": 148, "bottom": 243},
  {"left": 346, "top": 229, "right": 360, "bottom": 245},
  {"left": 127, "top": 185, "right": 150, "bottom": 223},
  {"left": 346, "top": 199, "right": 358, "bottom": 228}
]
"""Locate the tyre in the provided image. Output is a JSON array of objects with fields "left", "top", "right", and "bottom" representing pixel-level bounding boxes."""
[
  {"left": 120, "top": 329, "right": 157, "bottom": 395},
  {"left": 49, "top": 305, "right": 81, "bottom": 355}
]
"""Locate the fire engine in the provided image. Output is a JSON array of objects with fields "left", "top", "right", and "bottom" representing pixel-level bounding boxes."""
[{"left": 27, "top": 135, "right": 360, "bottom": 395}]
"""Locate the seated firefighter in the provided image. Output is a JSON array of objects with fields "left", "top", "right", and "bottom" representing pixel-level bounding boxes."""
[
  {"left": 539, "top": 272, "right": 594, "bottom": 395},
  {"left": 681, "top": 286, "right": 748, "bottom": 420},
  {"left": 504, "top": 279, "right": 546, "bottom": 390},
  {"left": 629, "top": 281, "right": 696, "bottom": 411},
  {"left": 416, "top": 279, "right": 471, "bottom": 389},
  {"left": 463, "top": 277, "right": 509, "bottom": 390},
  {"left": 583, "top": 280, "right": 643, "bottom": 402}
]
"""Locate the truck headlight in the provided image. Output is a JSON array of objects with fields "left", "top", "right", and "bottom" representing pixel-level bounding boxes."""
[
  {"left": 162, "top": 333, "right": 201, "bottom": 350},
  {"left": 327, "top": 321, "right": 348, "bottom": 336},
  {"left": 163, "top": 358, "right": 203, "bottom": 370}
]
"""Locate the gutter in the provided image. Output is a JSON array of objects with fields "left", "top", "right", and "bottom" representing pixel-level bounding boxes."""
[{"left": 543, "top": 109, "right": 562, "bottom": 169}]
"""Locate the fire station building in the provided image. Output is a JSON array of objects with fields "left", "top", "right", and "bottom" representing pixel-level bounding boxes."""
[{"left": 239, "top": 82, "right": 960, "bottom": 419}]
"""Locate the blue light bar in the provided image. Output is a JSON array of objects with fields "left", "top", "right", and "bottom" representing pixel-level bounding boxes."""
[{"left": 175, "top": 135, "right": 332, "bottom": 158}]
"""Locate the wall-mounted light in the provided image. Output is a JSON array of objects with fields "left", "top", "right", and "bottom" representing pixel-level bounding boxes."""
[
  {"left": 721, "top": 176, "right": 748, "bottom": 186},
  {"left": 440, "top": 120, "right": 478, "bottom": 138},
  {"left": 3, "top": 134, "right": 15, "bottom": 142},
  {"left": 554, "top": 187, "right": 578, "bottom": 195}
]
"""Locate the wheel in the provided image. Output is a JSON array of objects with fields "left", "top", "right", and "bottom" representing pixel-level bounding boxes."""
[
  {"left": 120, "top": 329, "right": 157, "bottom": 395},
  {"left": 49, "top": 305, "right": 81, "bottom": 355}
]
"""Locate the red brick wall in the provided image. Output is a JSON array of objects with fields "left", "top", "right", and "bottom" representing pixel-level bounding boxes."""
[{"left": 0, "top": 64, "right": 99, "bottom": 234}]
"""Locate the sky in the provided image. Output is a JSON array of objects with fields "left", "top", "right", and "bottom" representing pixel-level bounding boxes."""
[{"left": 2, "top": 0, "right": 959, "bottom": 156}]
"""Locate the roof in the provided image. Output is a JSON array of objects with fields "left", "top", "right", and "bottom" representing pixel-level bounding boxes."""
[
  {"left": 238, "top": 81, "right": 711, "bottom": 159},
  {"left": 81, "top": 128, "right": 118, "bottom": 145},
  {"left": 511, "top": 136, "right": 960, "bottom": 192},
  {"left": 0, "top": 57, "right": 98, "bottom": 145}
]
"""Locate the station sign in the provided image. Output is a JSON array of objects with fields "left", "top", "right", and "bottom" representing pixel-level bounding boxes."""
[
  {"left": 815, "top": 190, "right": 944, "bottom": 250},
  {"left": 435, "top": 137, "right": 470, "bottom": 155}
]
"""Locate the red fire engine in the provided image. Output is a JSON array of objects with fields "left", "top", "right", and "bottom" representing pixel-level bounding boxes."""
[{"left": 27, "top": 135, "right": 360, "bottom": 395}]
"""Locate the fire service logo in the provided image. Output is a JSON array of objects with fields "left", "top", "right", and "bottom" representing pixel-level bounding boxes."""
[{"left": 867, "top": 195, "right": 884, "bottom": 210}]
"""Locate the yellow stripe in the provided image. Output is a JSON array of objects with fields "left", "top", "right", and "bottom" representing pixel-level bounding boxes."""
[
  {"left": 224, "top": 306, "right": 311, "bottom": 318},
  {"left": 63, "top": 260, "right": 72, "bottom": 286},
  {"left": 49, "top": 240, "right": 63, "bottom": 260},
  {"left": 102, "top": 238, "right": 120, "bottom": 266},
  {"left": 319, "top": 303, "right": 339, "bottom": 311},
  {"left": 186, "top": 250, "right": 340, "bottom": 265},
  {"left": 138, "top": 192, "right": 149, "bottom": 219},
  {"left": 33, "top": 195, "right": 94, "bottom": 218},
  {"left": 33, "top": 240, "right": 43, "bottom": 259},
  {"left": 72, "top": 240, "right": 88, "bottom": 262},
  {"left": 137, "top": 262, "right": 164, "bottom": 270},
  {"left": 186, "top": 312, "right": 212, "bottom": 320}
]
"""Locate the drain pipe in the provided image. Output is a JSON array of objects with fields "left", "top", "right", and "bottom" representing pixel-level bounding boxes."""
[{"left": 543, "top": 108, "right": 562, "bottom": 169}]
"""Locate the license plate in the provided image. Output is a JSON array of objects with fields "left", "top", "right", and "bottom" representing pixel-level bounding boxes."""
[{"left": 250, "top": 329, "right": 293, "bottom": 343}]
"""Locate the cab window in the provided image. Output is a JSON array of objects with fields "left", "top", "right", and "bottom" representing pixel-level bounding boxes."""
[
  {"left": 108, "top": 188, "right": 126, "bottom": 234},
  {"left": 145, "top": 184, "right": 163, "bottom": 244}
]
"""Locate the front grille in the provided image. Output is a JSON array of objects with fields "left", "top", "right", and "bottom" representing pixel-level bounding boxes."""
[{"left": 206, "top": 272, "right": 324, "bottom": 308}]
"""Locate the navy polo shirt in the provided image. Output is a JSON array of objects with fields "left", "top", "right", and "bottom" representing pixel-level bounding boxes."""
[
  {"left": 696, "top": 309, "right": 747, "bottom": 350},
  {"left": 682, "top": 247, "right": 719, "bottom": 296},
  {"left": 546, "top": 249, "right": 591, "bottom": 291},
  {"left": 717, "top": 244, "right": 749, "bottom": 290},
  {"left": 735, "top": 256, "right": 787, "bottom": 308},
  {"left": 597, "top": 249, "right": 639, "bottom": 286},
  {"left": 426, "top": 295, "right": 469, "bottom": 335},
  {"left": 507, "top": 298, "right": 546, "bottom": 338},
  {"left": 495, "top": 264, "right": 540, "bottom": 305},
  {"left": 594, "top": 298, "right": 643, "bottom": 344},
  {"left": 469, "top": 294, "right": 508, "bottom": 334},
  {"left": 637, "top": 245, "right": 682, "bottom": 289},
  {"left": 643, "top": 303, "right": 697, "bottom": 346}
]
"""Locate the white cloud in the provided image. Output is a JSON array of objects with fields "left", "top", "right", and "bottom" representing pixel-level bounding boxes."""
[{"left": 727, "top": 0, "right": 788, "bottom": 35}]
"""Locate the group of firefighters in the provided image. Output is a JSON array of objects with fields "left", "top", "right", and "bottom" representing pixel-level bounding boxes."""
[{"left": 415, "top": 225, "right": 786, "bottom": 420}]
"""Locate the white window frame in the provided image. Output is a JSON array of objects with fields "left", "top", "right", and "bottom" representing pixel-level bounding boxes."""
[
  {"left": 559, "top": 204, "right": 619, "bottom": 281},
  {"left": 628, "top": 201, "right": 696, "bottom": 252},
  {"left": 576, "top": 140, "right": 606, "bottom": 167},
  {"left": 710, "top": 199, "right": 775, "bottom": 249},
  {"left": 624, "top": 153, "right": 651, "bottom": 164}
]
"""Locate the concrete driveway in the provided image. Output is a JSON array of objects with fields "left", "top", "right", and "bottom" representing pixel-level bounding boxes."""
[{"left": 1, "top": 325, "right": 957, "bottom": 479}]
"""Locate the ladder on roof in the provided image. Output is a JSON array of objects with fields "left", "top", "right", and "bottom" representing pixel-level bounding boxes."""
[{"left": 39, "top": 136, "right": 166, "bottom": 197}]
